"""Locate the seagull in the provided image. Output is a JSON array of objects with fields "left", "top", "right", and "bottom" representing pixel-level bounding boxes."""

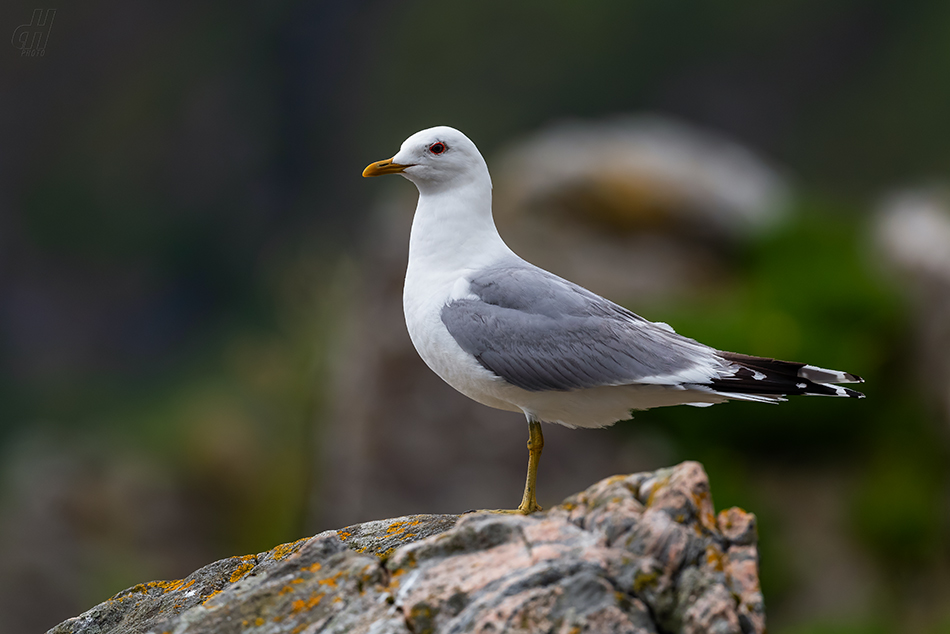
[{"left": 363, "top": 125, "right": 864, "bottom": 514}]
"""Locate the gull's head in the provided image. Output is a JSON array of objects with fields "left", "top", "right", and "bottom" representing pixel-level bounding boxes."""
[{"left": 362, "top": 126, "right": 490, "bottom": 193}]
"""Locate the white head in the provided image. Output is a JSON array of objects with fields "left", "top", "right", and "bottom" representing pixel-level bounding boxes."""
[{"left": 363, "top": 126, "right": 491, "bottom": 194}]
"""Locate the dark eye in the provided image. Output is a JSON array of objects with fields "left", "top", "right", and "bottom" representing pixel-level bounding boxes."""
[{"left": 429, "top": 142, "right": 446, "bottom": 155}]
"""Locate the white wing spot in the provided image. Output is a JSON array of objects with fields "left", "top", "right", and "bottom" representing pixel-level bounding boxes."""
[
  {"left": 796, "top": 382, "right": 807, "bottom": 389},
  {"left": 752, "top": 370, "right": 767, "bottom": 381},
  {"left": 801, "top": 364, "right": 847, "bottom": 382},
  {"left": 653, "top": 321, "right": 676, "bottom": 333}
]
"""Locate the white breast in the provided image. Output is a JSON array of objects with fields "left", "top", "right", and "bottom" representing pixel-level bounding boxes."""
[
  {"left": 403, "top": 250, "right": 523, "bottom": 412},
  {"left": 401, "top": 180, "right": 526, "bottom": 413}
]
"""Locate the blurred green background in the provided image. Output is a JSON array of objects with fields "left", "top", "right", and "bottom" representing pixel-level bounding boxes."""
[{"left": 1, "top": 1, "right": 949, "bottom": 632}]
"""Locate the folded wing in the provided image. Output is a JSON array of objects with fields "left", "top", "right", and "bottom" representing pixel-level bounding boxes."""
[{"left": 441, "top": 259, "right": 864, "bottom": 401}]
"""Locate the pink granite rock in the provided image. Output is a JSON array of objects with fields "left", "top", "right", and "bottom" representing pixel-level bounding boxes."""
[{"left": 49, "top": 461, "right": 764, "bottom": 634}]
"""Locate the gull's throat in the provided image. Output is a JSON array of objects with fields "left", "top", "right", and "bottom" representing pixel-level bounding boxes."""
[{"left": 407, "top": 180, "right": 511, "bottom": 275}]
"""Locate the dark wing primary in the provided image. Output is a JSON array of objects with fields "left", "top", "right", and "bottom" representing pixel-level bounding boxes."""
[
  {"left": 440, "top": 261, "right": 717, "bottom": 392},
  {"left": 709, "top": 352, "right": 865, "bottom": 398}
]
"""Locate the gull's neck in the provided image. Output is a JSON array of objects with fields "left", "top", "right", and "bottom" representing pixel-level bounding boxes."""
[{"left": 407, "top": 178, "right": 513, "bottom": 277}]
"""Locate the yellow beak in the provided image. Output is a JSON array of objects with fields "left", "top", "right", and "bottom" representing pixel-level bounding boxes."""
[{"left": 362, "top": 157, "right": 410, "bottom": 177}]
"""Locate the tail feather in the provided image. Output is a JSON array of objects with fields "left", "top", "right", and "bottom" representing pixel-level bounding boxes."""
[{"left": 709, "top": 351, "right": 865, "bottom": 399}]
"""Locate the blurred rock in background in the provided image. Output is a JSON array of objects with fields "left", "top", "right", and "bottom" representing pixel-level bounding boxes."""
[
  {"left": 875, "top": 187, "right": 950, "bottom": 426},
  {"left": 495, "top": 115, "right": 788, "bottom": 237}
]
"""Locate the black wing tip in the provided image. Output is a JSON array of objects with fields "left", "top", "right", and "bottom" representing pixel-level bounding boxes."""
[
  {"left": 843, "top": 386, "right": 865, "bottom": 398},
  {"left": 713, "top": 352, "right": 866, "bottom": 399}
]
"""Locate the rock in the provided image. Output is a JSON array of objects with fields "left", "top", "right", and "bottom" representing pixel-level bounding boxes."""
[
  {"left": 494, "top": 115, "right": 789, "bottom": 240},
  {"left": 874, "top": 186, "right": 950, "bottom": 425},
  {"left": 49, "top": 462, "right": 764, "bottom": 634}
]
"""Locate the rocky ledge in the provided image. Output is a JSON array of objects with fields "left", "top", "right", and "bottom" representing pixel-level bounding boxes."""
[{"left": 49, "top": 461, "right": 764, "bottom": 634}]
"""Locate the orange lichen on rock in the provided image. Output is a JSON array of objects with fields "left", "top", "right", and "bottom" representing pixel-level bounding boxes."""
[
  {"left": 174, "top": 579, "right": 196, "bottom": 592},
  {"left": 386, "top": 568, "right": 407, "bottom": 592},
  {"left": 270, "top": 537, "right": 311, "bottom": 561},
  {"left": 705, "top": 544, "right": 725, "bottom": 571},
  {"left": 279, "top": 578, "right": 305, "bottom": 595},
  {"left": 130, "top": 578, "right": 196, "bottom": 596},
  {"left": 291, "top": 593, "right": 324, "bottom": 613},
  {"left": 201, "top": 589, "right": 223, "bottom": 605},
  {"left": 691, "top": 490, "right": 718, "bottom": 532},
  {"left": 229, "top": 556, "right": 257, "bottom": 583},
  {"left": 317, "top": 571, "right": 346, "bottom": 589},
  {"left": 385, "top": 520, "right": 421, "bottom": 536},
  {"left": 644, "top": 475, "right": 671, "bottom": 507}
]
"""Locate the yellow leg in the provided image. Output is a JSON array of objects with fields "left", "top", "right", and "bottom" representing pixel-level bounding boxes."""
[{"left": 517, "top": 420, "right": 544, "bottom": 514}]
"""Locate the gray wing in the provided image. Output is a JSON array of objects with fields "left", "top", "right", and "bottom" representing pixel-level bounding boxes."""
[{"left": 440, "top": 261, "right": 718, "bottom": 392}]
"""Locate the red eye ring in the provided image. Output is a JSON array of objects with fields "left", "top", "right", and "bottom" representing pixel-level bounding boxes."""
[{"left": 429, "top": 142, "right": 446, "bottom": 155}]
